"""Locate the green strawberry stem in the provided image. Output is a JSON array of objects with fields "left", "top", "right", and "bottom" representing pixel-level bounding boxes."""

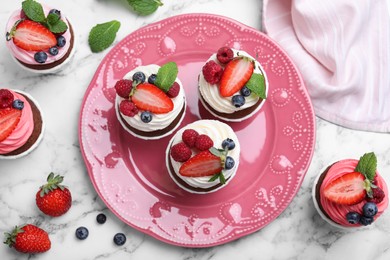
[
  {"left": 3, "top": 226, "right": 24, "bottom": 247},
  {"left": 39, "top": 172, "right": 66, "bottom": 197}
]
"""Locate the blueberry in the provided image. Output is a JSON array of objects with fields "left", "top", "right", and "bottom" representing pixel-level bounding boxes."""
[
  {"left": 75, "top": 227, "right": 89, "bottom": 240},
  {"left": 346, "top": 212, "right": 361, "bottom": 224},
  {"left": 49, "top": 9, "right": 61, "bottom": 18},
  {"left": 148, "top": 74, "right": 157, "bottom": 84},
  {"left": 12, "top": 99, "right": 24, "bottom": 110},
  {"left": 240, "top": 86, "right": 251, "bottom": 97},
  {"left": 49, "top": 46, "right": 59, "bottom": 56},
  {"left": 141, "top": 111, "right": 152, "bottom": 123},
  {"left": 132, "top": 72, "right": 146, "bottom": 83},
  {"left": 231, "top": 95, "right": 245, "bottom": 107},
  {"left": 221, "top": 138, "right": 235, "bottom": 150},
  {"left": 96, "top": 213, "right": 107, "bottom": 224},
  {"left": 359, "top": 216, "right": 374, "bottom": 226},
  {"left": 57, "top": 36, "right": 66, "bottom": 47},
  {"left": 113, "top": 233, "right": 126, "bottom": 246},
  {"left": 225, "top": 156, "right": 235, "bottom": 170},
  {"left": 362, "top": 202, "right": 378, "bottom": 217},
  {"left": 34, "top": 51, "right": 47, "bottom": 64}
]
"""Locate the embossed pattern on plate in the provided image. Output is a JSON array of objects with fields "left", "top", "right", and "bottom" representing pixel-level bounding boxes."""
[{"left": 79, "top": 14, "right": 315, "bottom": 247}]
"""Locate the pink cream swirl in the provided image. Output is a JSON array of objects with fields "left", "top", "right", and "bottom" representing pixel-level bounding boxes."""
[
  {"left": 320, "top": 159, "right": 389, "bottom": 227},
  {"left": 5, "top": 5, "right": 72, "bottom": 66},
  {"left": 0, "top": 90, "right": 34, "bottom": 154}
]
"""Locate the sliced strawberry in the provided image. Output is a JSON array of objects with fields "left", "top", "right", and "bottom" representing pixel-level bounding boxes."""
[
  {"left": 0, "top": 108, "right": 22, "bottom": 142},
  {"left": 323, "top": 172, "right": 366, "bottom": 205},
  {"left": 179, "top": 151, "right": 222, "bottom": 177},
  {"left": 132, "top": 83, "right": 173, "bottom": 114},
  {"left": 219, "top": 57, "right": 254, "bottom": 97},
  {"left": 12, "top": 20, "right": 56, "bottom": 51}
]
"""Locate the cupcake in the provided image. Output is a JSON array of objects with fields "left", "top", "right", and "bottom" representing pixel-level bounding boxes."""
[
  {"left": 5, "top": 0, "right": 75, "bottom": 73},
  {"left": 198, "top": 47, "right": 268, "bottom": 122},
  {"left": 313, "top": 153, "right": 388, "bottom": 228},
  {"left": 115, "top": 62, "right": 186, "bottom": 140},
  {"left": 0, "top": 89, "right": 44, "bottom": 159},
  {"left": 166, "top": 120, "right": 240, "bottom": 194}
]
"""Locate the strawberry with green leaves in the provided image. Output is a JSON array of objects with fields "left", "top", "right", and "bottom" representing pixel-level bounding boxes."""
[
  {"left": 4, "top": 224, "right": 51, "bottom": 254},
  {"left": 36, "top": 172, "right": 72, "bottom": 217}
]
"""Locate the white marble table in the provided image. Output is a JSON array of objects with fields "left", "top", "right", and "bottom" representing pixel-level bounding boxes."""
[{"left": 1, "top": 0, "right": 390, "bottom": 259}]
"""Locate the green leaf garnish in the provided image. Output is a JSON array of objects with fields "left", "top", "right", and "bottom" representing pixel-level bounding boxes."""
[
  {"left": 22, "top": 0, "right": 46, "bottom": 22},
  {"left": 47, "top": 13, "right": 60, "bottom": 24},
  {"left": 155, "top": 62, "right": 178, "bottom": 92},
  {"left": 126, "top": 0, "right": 163, "bottom": 16},
  {"left": 208, "top": 172, "right": 226, "bottom": 185},
  {"left": 46, "top": 14, "right": 68, "bottom": 34},
  {"left": 246, "top": 73, "right": 267, "bottom": 99},
  {"left": 355, "top": 152, "right": 377, "bottom": 181},
  {"left": 88, "top": 20, "right": 121, "bottom": 53},
  {"left": 208, "top": 173, "right": 220, "bottom": 182}
]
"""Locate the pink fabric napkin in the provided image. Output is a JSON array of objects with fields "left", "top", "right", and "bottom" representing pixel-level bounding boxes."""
[{"left": 262, "top": 0, "right": 390, "bottom": 132}]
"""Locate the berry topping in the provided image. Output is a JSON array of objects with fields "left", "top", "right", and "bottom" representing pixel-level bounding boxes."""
[
  {"left": 195, "top": 134, "right": 214, "bottom": 151},
  {"left": 132, "top": 71, "right": 146, "bottom": 83},
  {"left": 202, "top": 60, "right": 223, "bottom": 84},
  {"left": 113, "top": 233, "right": 126, "bottom": 246},
  {"left": 56, "top": 35, "right": 66, "bottom": 47},
  {"left": 167, "top": 82, "right": 180, "bottom": 98},
  {"left": 323, "top": 172, "right": 366, "bottom": 205},
  {"left": 140, "top": 111, "right": 152, "bottom": 123},
  {"left": 362, "top": 202, "right": 378, "bottom": 217},
  {"left": 11, "top": 20, "right": 57, "bottom": 51},
  {"left": 217, "top": 47, "right": 234, "bottom": 64},
  {"left": 221, "top": 138, "right": 235, "bottom": 150},
  {"left": 36, "top": 173, "right": 72, "bottom": 217},
  {"left": 148, "top": 74, "right": 157, "bottom": 84},
  {"left": 114, "top": 79, "right": 133, "bottom": 98},
  {"left": 182, "top": 129, "right": 199, "bottom": 148},
  {"left": 232, "top": 95, "right": 245, "bottom": 107},
  {"left": 0, "top": 89, "right": 14, "bottom": 109},
  {"left": 119, "top": 100, "right": 138, "bottom": 117},
  {"left": 4, "top": 224, "right": 51, "bottom": 254},
  {"left": 179, "top": 151, "right": 223, "bottom": 177},
  {"left": 224, "top": 156, "right": 235, "bottom": 170},
  {"left": 367, "top": 187, "right": 385, "bottom": 204},
  {"left": 0, "top": 108, "right": 22, "bottom": 142},
  {"left": 220, "top": 57, "right": 254, "bottom": 97},
  {"left": 48, "top": 46, "right": 58, "bottom": 56},
  {"left": 240, "top": 86, "right": 251, "bottom": 97},
  {"left": 34, "top": 51, "right": 47, "bottom": 63},
  {"left": 359, "top": 216, "right": 374, "bottom": 226},
  {"left": 12, "top": 99, "right": 24, "bottom": 110},
  {"left": 96, "top": 213, "right": 107, "bottom": 224},
  {"left": 132, "top": 83, "right": 174, "bottom": 114},
  {"left": 49, "top": 9, "right": 61, "bottom": 18},
  {"left": 170, "top": 142, "right": 192, "bottom": 162},
  {"left": 346, "top": 212, "right": 361, "bottom": 224},
  {"left": 75, "top": 227, "right": 89, "bottom": 240}
]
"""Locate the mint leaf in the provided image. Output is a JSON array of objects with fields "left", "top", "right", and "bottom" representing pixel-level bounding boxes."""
[
  {"left": 47, "top": 13, "right": 60, "bottom": 25},
  {"left": 47, "top": 19, "right": 68, "bottom": 34},
  {"left": 88, "top": 20, "right": 121, "bottom": 53},
  {"left": 219, "top": 173, "right": 226, "bottom": 184},
  {"left": 208, "top": 173, "right": 220, "bottom": 182},
  {"left": 246, "top": 73, "right": 267, "bottom": 99},
  {"left": 127, "top": 0, "right": 163, "bottom": 16},
  {"left": 355, "top": 152, "right": 377, "bottom": 181},
  {"left": 155, "top": 62, "right": 178, "bottom": 92},
  {"left": 22, "top": 0, "right": 45, "bottom": 22}
]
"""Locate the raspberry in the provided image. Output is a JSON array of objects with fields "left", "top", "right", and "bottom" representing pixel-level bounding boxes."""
[
  {"left": 367, "top": 187, "right": 385, "bottom": 204},
  {"left": 115, "top": 79, "right": 133, "bottom": 98},
  {"left": 195, "top": 134, "right": 214, "bottom": 151},
  {"left": 217, "top": 47, "right": 234, "bottom": 64},
  {"left": 182, "top": 129, "right": 199, "bottom": 148},
  {"left": 119, "top": 100, "right": 138, "bottom": 117},
  {"left": 170, "top": 142, "right": 192, "bottom": 162},
  {"left": 202, "top": 61, "right": 223, "bottom": 84},
  {"left": 0, "top": 89, "right": 14, "bottom": 109},
  {"left": 167, "top": 82, "right": 180, "bottom": 98}
]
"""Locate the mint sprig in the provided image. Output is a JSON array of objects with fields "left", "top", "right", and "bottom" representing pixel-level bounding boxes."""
[
  {"left": 126, "top": 0, "right": 163, "bottom": 16},
  {"left": 355, "top": 152, "right": 377, "bottom": 181},
  {"left": 46, "top": 13, "right": 68, "bottom": 34},
  {"left": 88, "top": 20, "right": 121, "bottom": 53},
  {"left": 155, "top": 62, "right": 178, "bottom": 92},
  {"left": 208, "top": 172, "right": 226, "bottom": 184},
  {"left": 22, "top": 0, "right": 45, "bottom": 22},
  {"left": 246, "top": 73, "right": 267, "bottom": 99}
]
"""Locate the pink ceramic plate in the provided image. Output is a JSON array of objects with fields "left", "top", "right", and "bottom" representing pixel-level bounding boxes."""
[{"left": 79, "top": 14, "right": 315, "bottom": 247}]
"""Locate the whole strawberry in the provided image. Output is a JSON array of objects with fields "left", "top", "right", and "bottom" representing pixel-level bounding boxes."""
[
  {"left": 36, "top": 172, "right": 72, "bottom": 217},
  {"left": 4, "top": 224, "right": 51, "bottom": 254}
]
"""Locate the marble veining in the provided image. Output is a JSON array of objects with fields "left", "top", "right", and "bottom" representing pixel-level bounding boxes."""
[{"left": 1, "top": 0, "right": 390, "bottom": 259}]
